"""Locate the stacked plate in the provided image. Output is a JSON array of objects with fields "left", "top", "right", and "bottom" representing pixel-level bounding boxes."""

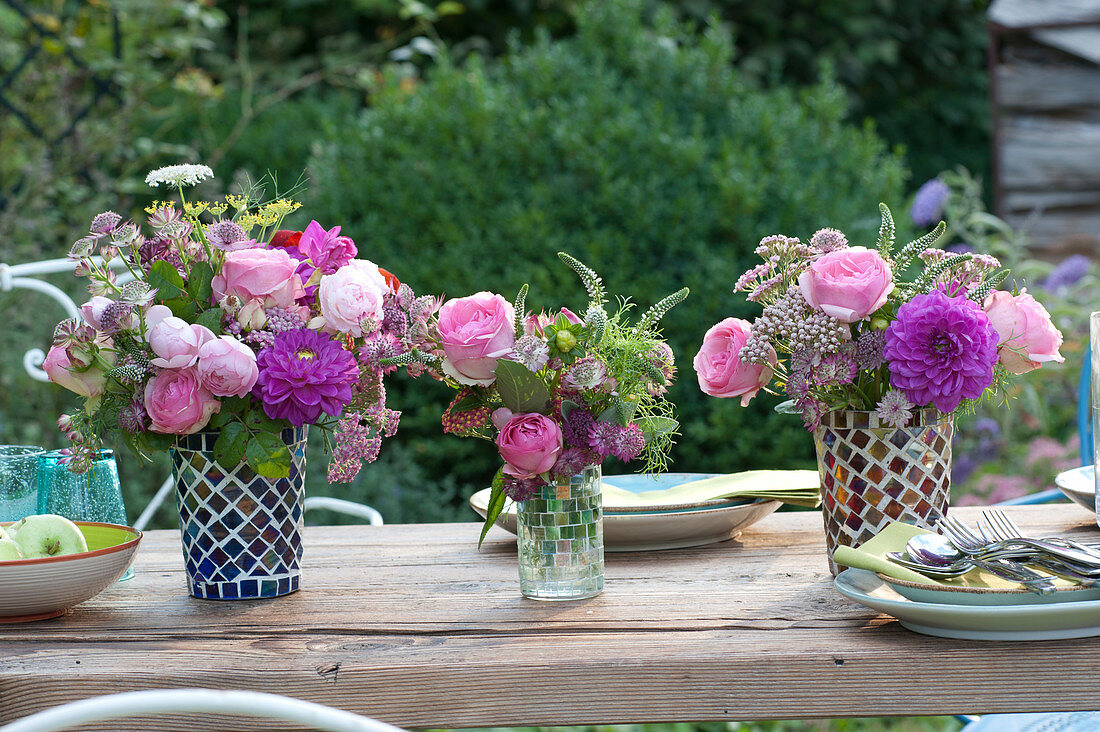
[
  {"left": 470, "top": 472, "right": 784, "bottom": 551},
  {"left": 834, "top": 568, "right": 1100, "bottom": 641},
  {"left": 1055, "top": 465, "right": 1096, "bottom": 512}
]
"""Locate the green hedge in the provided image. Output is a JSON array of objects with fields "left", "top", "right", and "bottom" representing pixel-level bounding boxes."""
[{"left": 308, "top": 0, "right": 907, "bottom": 516}]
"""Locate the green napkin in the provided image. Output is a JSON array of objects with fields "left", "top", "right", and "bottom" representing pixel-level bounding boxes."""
[
  {"left": 601, "top": 470, "right": 821, "bottom": 509},
  {"left": 832, "top": 521, "right": 1068, "bottom": 589}
]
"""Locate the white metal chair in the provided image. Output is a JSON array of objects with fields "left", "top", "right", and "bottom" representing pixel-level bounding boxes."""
[
  {"left": 0, "top": 689, "right": 405, "bottom": 732},
  {"left": 2, "top": 256, "right": 384, "bottom": 529}
]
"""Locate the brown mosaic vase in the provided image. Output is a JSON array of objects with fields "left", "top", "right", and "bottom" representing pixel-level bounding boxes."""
[{"left": 813, "top": 409, "right": 953, "bottom": 576}]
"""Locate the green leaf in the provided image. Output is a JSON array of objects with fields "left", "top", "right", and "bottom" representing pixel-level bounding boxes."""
[
  {"left": 493, "top": 360, "right": 551, "bottom": 413},
  {"left": 149, "top": 260, "right": 185, "bottom": 299},
  {"left": 187, "top": 261, "right": 215, "bottom": 304},
  {"left": 214, "top": 422, "right": 249, "bottom": 467},
  {"left": 597, "top": 398, "right": 636, "bottom": 426},
  {"left": 164, "top": 297, "right": 198, "bottom": 320},
  {"left": 560, "top": 399, "right": 581, "bottom": 421},
  {"left": 245, "top": 432, "right": 292, "bottom": 479},
  {"left": 638, "top": 416, "right": 678, "bottom": 442},
  {"left": 478, "top": 468, "right": 507, "bottom": 549},
  {"left": 436, "top": 1, "right": 465, "bottom": 16},
  {"left": 195, "top": 307, "right": 223, "bottom": 334},
  {"left": 451, "top": 391, "right": 485, "bottom": 413}
]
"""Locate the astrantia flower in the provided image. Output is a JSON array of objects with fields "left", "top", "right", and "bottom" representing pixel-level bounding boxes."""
[
  {"left": 562, "top": 357, "right": 607, "bottom": 390},
  {"left": 90, "top": 211, "right": 122, "bottom": 234},
  {"left": 503, "top": 475, "right": 543, "bottom": 502},
  {"left": 550, "top": 446, "right": 601, "bottom": 480},
  {"left": 883, "top": 289, "right": 998, "bottom": 413},
  {"left": 587, "top": 421, "right": 646, "bottom": 462},
  {"left": 873, "top": 390, "right": 914, "bottom": 429},
  {"left": 145, "top": 164, "right": 214, "bottom": 188},
  {"left": 253, "top": 329, "right": 359, "bottom": 426},
  {"left": 510, "top": 334, "right": 550, "bottom": 372},
  {"left": 562, "top": 406, "right": 596, "bottom": 448},
  {"left": 910, "top": 178, "right": 950, "bottom": 227},
  {"left": 205, "top": 220, "right": 255, "bottom": 252}
]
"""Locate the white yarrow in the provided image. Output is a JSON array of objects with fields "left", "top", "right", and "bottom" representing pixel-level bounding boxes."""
[{"left": 145, "top": 164, "right": 215, "bottom": 188}]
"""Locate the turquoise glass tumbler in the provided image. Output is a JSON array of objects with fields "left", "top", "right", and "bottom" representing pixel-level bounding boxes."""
[
  {"left": 0, "top": 445, "right": 46, "bottom": 522},
  {"left": 36, "top": 450, "right": 128, "bottom": 526},
  {"left": 36, "top": 449, "right": 131, "bottom": 579}
]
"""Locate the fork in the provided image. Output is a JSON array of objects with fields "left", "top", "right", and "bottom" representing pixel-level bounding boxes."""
[
  {"left": 983, "top": 509, "right": 1100, "bottom": 557},
  {"left": 939, "top": 515, "right": 1100, "bottom": 574}
]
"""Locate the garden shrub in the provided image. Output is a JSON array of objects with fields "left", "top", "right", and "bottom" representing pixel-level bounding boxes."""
[{"left": 309, "top": 0, "right": 907, "bottom": 517}]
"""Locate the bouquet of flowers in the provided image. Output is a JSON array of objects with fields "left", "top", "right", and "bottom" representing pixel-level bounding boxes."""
[
  {"left": 694, "top": 204, "right": 1065, "bottom": 428},
  {"left": 393, "top": 253, "right": 688, "bottom": 542},
  {"left": 45, "top": 164, "right": 434, "bottom": 481}
]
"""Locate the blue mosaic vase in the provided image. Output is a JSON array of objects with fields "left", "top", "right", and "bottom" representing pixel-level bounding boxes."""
[
  {"left": 171, "top": 427, "right": 307, "bottom": 600},
  {"left": 515, "top": 465, "right": 603, "bottom": 601}
]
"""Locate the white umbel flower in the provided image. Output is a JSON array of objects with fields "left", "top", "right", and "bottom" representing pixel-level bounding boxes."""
[{"left": 145, "top": 164, "right": 215, "bottom": 188}]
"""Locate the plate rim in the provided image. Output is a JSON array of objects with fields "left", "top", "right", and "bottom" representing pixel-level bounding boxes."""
[{"left": 469, "top": 486, "right": 772, "bottom": 517}]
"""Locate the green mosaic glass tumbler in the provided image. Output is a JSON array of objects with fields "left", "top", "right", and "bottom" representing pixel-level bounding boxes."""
[{"left": 515, "top": 465, "right": 604, "bottom": 601}]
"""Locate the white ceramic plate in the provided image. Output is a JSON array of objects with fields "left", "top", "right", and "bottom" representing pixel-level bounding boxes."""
[
  {"left": 876, "top": 572, "right": 1100, "bottom": 606},
  {"left": 835, "top": 568, "right": 1100, "bottom": 640},
  {"left": 1055, "top": 465, "right": 1096, "bottom": 512},
  {"left": 470, "top": 473, "right": 782, "bottom": 552},
  {"left": 0, "top": 521, "right": 141, "bottom": 622}
]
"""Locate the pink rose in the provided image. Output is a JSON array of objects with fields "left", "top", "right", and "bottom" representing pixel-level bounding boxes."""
[
  {"left": 80, "top": 296, "right": 113, "bottom": 329},
  {"left": 297, "top": 220, "right": 357, "bottom": 274},
  {"left": 693, "top": 317, "right": 775, "bottom": 406},
  {"left": 524, "top": 307, "right": 582, "bottom": 336},
  {"left": 496, "top": 412, "right": 563, "bottom": 479},
  {"left": 438, "top": 292, "right": 516, "bottom": 386},
  {"left": 211, "top": 247, "right": 305, "bottom": 308},
  {"left": 43, "top": 343, "right": 113, "bottom": 399},
  {"left": 148, "top": 316, "right": 217, "bottom": 369},
  {"left": 798, "top": 246, "right": 895, "bottom": 323},
  {"left": 983, "top": 289, "right": 1065, "bottom": 374},
  {"left": 197, "top": 336, "right": 259, "bottom": 397},
  {"left": 144, "top": 367, "right": 221, "bottom": 434},
  {"left": 319, "top": 260, "right": 388, "bottom": 337}
]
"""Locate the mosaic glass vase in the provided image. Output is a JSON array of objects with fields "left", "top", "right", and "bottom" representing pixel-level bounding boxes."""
[
  {"left": 814, "top": 409, "right": 952, "bottom": 576},
  {"left": 171, "top": 426, "right": 307, "bottom": 600},
  {"left": 516, "top": 465, "right": 603, "bottom": 601}
]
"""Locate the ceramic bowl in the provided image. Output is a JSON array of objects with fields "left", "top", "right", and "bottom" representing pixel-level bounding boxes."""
[
  {"left": 1055, "top": 465, "right": 1095, "bottom": 512},
  {"left": 0, "top": 521, "right": 141, "bottom": 622}
]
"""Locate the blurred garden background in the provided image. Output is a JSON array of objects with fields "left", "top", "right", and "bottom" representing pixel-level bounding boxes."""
[{"left": 0, "top": 0, "right": 1095, "bottom": 533}]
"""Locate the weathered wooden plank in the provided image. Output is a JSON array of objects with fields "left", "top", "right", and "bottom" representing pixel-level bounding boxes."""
[
  {"left": 1000, "top": 116, "right": 1100, "bottom": 188},
  {"left": 1, "top": 506, "right": 1098, "bottom": 730},
  {"left": 1033, "top": 27, "right": 1100, "bottom": 65},
  {"left": 997, "top": 61, "right": 1100, "bottom": 109},
  {"left": 1004, "top": 189, "right": 1100, "bottom": 210},
  {"left": 990, "top": 0, "right": 1100, "bottom": 29}
]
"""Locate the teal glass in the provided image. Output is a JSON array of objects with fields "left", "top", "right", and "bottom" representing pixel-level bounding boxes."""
[
  {"left": 0, "top": 445, "right": 46, "bottom": 522},
  {"left": 36, "top": 449, "right": 131, "bottom": 579}
]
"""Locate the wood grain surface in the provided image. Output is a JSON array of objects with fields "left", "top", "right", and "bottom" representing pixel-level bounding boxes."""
[{"left": 3, "top": 505, "right": 1100, "bottom": 730}]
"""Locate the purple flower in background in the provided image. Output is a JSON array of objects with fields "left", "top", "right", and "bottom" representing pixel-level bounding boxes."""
[
  {"left": 883, "top": 289, "right": 999, "bottom": 413},
  {"left": 910, "top": 178, "right": 950, "bottom": 227},
  {"left": 1041, "top": 254, "right": 1090, "bottom": 292},
  {"left": 254, "top": 329, "right": 359, "bottom": 425}
]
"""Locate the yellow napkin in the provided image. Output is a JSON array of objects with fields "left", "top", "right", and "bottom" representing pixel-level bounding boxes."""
[
  {"left": 601, "top": 470, "right": 821, "bottom": 509},
  {"left": 832, "top": 521, "right": 1068, "bottom": 589}
]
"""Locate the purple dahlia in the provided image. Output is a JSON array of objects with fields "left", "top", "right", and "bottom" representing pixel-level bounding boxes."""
[
  {"left": 254, "top": 329, "right": 359, "bottom": 426},
  {"left": 883, "top": 290, "right": 998, "bottom": 413}
]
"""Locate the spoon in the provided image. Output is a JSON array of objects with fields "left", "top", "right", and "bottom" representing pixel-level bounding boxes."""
[{"left": 902, "top": 533, "right": 1060, "bottom": 594}]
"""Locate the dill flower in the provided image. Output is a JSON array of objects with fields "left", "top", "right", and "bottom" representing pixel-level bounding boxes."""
[{"left": 145, "top": 164, "right": 215, "bottom": 188}]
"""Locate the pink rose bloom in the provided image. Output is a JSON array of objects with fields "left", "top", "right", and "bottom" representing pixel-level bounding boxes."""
[
  {"left": 438, "top": 292, "right": 516, "bottom": 386},
  {"left": 148, "top": 316, "right": 217, "bottom": 369},
  {"left": 297, "top": 220, "right": 357, "bottom": 274},
  {"left": 197, "top": 336, "right": 259, "bottom": 397},
  {"left": 80, "top": 296, "right": 113, "bottom": 329},
  {"left": 43, "top": 343, "right": 113, "bottom": 399},
  {"left": 798, "top": 246, "right": 895, "bottom": 323},
  {"left": 523, "top": 307, "right": 582, "bottom": 336},
  {"left": 211, "top": 247, "right": 305, "bottom": 308},
  {"left": 983, "top": 289, "right": 1065, "bottom": 374},
  {"left": 144, "top": 367, "right": 221, "bottom": 434},
  {"left": 318, "top": 259, "right": 388, "bottom": 337},
  {"left": 693, "top": 317, "right": 775, "bottom": 406},
  {"left": 496, "top": 412, "right": 563, "bottom": 479}
]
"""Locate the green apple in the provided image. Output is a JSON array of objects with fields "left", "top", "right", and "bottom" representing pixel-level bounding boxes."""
[
  {"left": 0, "top": 538, "right": 22, "bottom": 560},
  {"left": 10, "top": 514, "right": 88, "bottom": 558}
]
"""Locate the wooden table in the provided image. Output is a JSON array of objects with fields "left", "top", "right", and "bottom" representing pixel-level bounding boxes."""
[{"left": 2, "top": 504, "right": 1100, "bottom": 730}]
